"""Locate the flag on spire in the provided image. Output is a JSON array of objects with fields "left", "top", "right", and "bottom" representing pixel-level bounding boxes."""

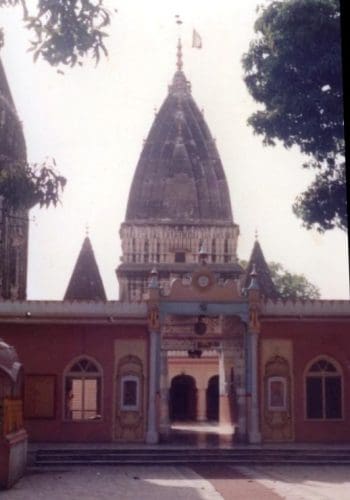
[{"left": 192, "top": 29, "right": 202, "bottom": 49}]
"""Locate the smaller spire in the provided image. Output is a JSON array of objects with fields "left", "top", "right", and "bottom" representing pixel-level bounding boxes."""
[
  {"left": 64, "top": 236, "right": 106, "bottom": 301},
  {"left": 176, "top": 38, "right": 183, "bottom": 71}
]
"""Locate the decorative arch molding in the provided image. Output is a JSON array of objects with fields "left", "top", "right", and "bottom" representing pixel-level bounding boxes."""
[
  {"left": 63, "top": 355, "right": 103, "bottom": 377},
  {"left": 303, "top": 355, "right": 343, "bottom": 378}
]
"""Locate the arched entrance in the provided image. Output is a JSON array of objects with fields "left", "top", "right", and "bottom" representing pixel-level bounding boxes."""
[
  {"left": 206, "top": 375, "right": 219, "bottom": 421},
  {"left": 169, "top": 374, "right": 197, "bottom": 421}
]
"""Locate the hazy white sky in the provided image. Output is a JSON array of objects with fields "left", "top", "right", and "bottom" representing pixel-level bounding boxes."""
[{"left": 1, "top": 0, "right": 349, "bottom": 300}]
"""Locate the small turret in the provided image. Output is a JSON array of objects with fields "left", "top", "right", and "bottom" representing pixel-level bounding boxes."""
[{"left": 64, "top": 236, "right": 106, "bottom": 301}]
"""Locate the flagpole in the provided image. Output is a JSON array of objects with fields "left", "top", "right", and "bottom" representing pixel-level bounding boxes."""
[{"left": 174, "top": 14, "right": 184, "bottom": 71}]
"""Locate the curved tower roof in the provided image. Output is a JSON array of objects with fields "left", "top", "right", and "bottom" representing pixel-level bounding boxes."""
[{"left": 125, "top": 41, "right": 233, "bottom": 226}]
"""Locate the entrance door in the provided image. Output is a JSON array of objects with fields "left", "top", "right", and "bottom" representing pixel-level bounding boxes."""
[
  {"left": 206, "top": 375, "right": 219, "bottom": 421},
  {"left": 169, "top": 375, "right": 197, "bottom": 421}
]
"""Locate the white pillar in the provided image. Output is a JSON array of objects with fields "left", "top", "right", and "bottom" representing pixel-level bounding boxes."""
[
  {"left": 197, "top": 388, "right": 207, "bottom": 422},
  {"left": 249, "top": 331, "right": 261, "bottom": 443},
  {"left": 146, "top": 330, "right": 159, "bottom": 443},
  {"left": 219, "top": 349, "right": 231, "bottom": 425},
  {"left": 159, "top": 348, "right": 170, "bottom": 438}
]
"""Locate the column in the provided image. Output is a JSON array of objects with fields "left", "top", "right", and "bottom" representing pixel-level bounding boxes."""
[
  {"left": 146, "top": 330, "right": 159, "bottom": 443},
  {"left": 218, "top": 349, "right": 231, "bottom": 425},
  {"left": 197, "top": 388, "right": 207, "bottom": 422},
  {"left": 235, "top": 386, "right": 247, "bottom": 441},
  {"left": 249, "top": 331, "right": 261, "bottom": 443},
  {"left": 159, "top": 348, "right": 170, "bottom": 439}
]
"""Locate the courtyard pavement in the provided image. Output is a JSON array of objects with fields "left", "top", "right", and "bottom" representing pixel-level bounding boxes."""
[{"left": 2, "top": 464, "right": 350, "bottom": 500}]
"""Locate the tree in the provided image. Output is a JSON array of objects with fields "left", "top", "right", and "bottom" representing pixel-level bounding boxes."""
[
  {"left": 0, "top": 0, "right": 111, "bottom": 67},
  {"left": 0, "top": 1, "right": 112, "bottom": 211},
  {"left": 242, "top": 0, "right": 346, "bottom": 232},
  {"left": 0, "top": 158, "right": 66, "bottom": 210},
  {"left": 240, "top": 259, "right": 321, "bottom": 299},
  {"left": 269, "top": 261, "right": 321, "bottom": 300}
]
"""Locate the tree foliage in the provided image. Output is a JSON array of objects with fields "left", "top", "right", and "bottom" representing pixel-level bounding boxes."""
[
  {"left": 0, "top": 157, "right": 66, "bottom": 209},
  {"left": 269, "top": 261, "right": 321, "bottom": 300},
  {"left": 242, "top": 0, "right": 346, "bottom": 232},
  {"left": 0, "top": 0, "right": 111, "bottom": 66},
  {"left": 0, "top": 1, "right": 112, "bottom": 211},
  {"left": 240, "top": 258, "right": 320, "bottom": 299}
]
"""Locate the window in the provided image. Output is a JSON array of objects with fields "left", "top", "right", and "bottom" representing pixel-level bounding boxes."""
[
  {"left": 156, "top": 242, "right": 160, "bottom": 263},
  {"left": 305, "top": 358, "right": 342, "bottom": 420},
  {"left": 144, "top": 240, "right": 149, "bottom": 263},
  {"left": 268, "top": 376, "right": 287, "bottom": 411},
  {"left": 121, "top": 375, "right": 139, "bottom": 411},
  {"left": 64, "top": 357, "right": 102, "bottom": 421},
  {"left": 211, "top": 239, "right": 216, "bottom": 263},
  {"left": 224, "top": 239, "right": 230, "bottom": 263},
  {"left": 132, "top": 238, "right": 136, "bottom": 263},
  {"left": 175, "top": 252, "right": 185, "bottom": 262}
]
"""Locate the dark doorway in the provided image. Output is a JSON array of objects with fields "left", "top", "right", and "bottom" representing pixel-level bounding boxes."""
[
  {"left": 206, "top": 375, "right": 219, "bottom": 421},
  {"left": 169, "top": 374, "right": 197, "bottom": 421}
]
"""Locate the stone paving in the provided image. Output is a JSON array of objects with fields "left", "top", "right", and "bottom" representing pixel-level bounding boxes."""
[
  {"left": 1, "top": 466, "right": 223, "bottom": 500},
  {"left": 3, "top": 464, "right": 350, "bottom": 500},
  {"left": 237, "top": 464, "right": 350, "bottom": 500}
]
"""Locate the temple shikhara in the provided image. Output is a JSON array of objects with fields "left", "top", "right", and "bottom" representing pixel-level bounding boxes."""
[{"left": 0, "top": 42, "right": 350, "bottom": 454}]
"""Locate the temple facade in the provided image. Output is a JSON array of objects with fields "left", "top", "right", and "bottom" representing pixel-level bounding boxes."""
[{"left": 0, "top": 48, "right": 349, "bottom": 446}]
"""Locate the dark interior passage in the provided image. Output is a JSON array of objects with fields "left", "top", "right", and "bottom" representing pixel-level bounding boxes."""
[
  {"left": 206, "top": 375, "right": 219, "bottom": 421},
  {"left": 169, "top": 374, "right": 197, "bottom": 421}
]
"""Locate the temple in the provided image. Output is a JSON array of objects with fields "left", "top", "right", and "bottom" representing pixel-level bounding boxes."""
[{"left": 0, "top": 43, "right": 349, "bottom": 451}]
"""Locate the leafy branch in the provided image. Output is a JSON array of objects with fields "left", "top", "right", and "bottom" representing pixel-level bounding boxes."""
[{"left": 0, "top": 156, "right": 66, "bottom": 209}]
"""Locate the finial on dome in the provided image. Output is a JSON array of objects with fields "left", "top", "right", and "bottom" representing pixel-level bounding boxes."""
[
  {"left": 255, "top": 228, "right": 259, "bottom": 241},
  {"left": 176, "top": 38, "right": 183, "bottom": 71},
  {"left": 199, "top": 243, "right": 208, "bottom": 265},
  {"left": 85, "top": 224, "right": 89, "bottom": 237}
]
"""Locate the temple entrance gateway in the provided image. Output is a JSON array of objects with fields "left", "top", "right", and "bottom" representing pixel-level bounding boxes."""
[{"left": 146, "top": 263, "right": 260, "bottom": 443}]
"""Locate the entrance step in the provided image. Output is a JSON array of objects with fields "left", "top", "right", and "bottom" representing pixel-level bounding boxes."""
[{"left": 33, "top": 448, "right": 350, "bottom": 467}]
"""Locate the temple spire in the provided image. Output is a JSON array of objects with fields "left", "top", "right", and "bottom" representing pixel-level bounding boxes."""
[
  {"left": 64, "top": 236, "right": 106, "bottom": 301},
  {"left": 176, "top": 38, "right": 183, "bottom": 71}
]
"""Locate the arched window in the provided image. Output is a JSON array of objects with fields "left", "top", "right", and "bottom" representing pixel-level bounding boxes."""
[
  {"left": 64, "top": 357, "right": 102, "bottom": 421},
  {"left": 305, "top": 357, "right": 342, "bottom": 420},
  {"left": 132, "top": 238, "right": 136, "bottom": 263},
  {"left": 144, "top": 239, "right": 149, "bottom": 263},
  {"left": 156, "top": 241, "right": 161, "bottom": 263},
  {"left": 211, "top": 239, "right": 216, "bottom": 263},
  {"left": 224, "top": 238, "right": 230, "bottom": 263}
]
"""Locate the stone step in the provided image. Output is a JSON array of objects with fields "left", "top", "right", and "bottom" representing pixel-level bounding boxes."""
[{"left": 34, "top": 448, "right": 350, "bottom": 466}]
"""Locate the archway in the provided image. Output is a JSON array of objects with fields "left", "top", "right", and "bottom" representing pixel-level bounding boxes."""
[
  {"left": 169, "top": 374, "right": 197, "bottom": 421},
  {"left": 206, "top": 375, "right": 219, "bottom": 421}
]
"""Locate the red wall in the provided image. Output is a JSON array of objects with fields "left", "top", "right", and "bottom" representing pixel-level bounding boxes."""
[
  {"left": 261, "top": 319, "right": 350, "bottom": 443},
  {"left": 0, "top": 322, "right": 148, "bottom": 442}
]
